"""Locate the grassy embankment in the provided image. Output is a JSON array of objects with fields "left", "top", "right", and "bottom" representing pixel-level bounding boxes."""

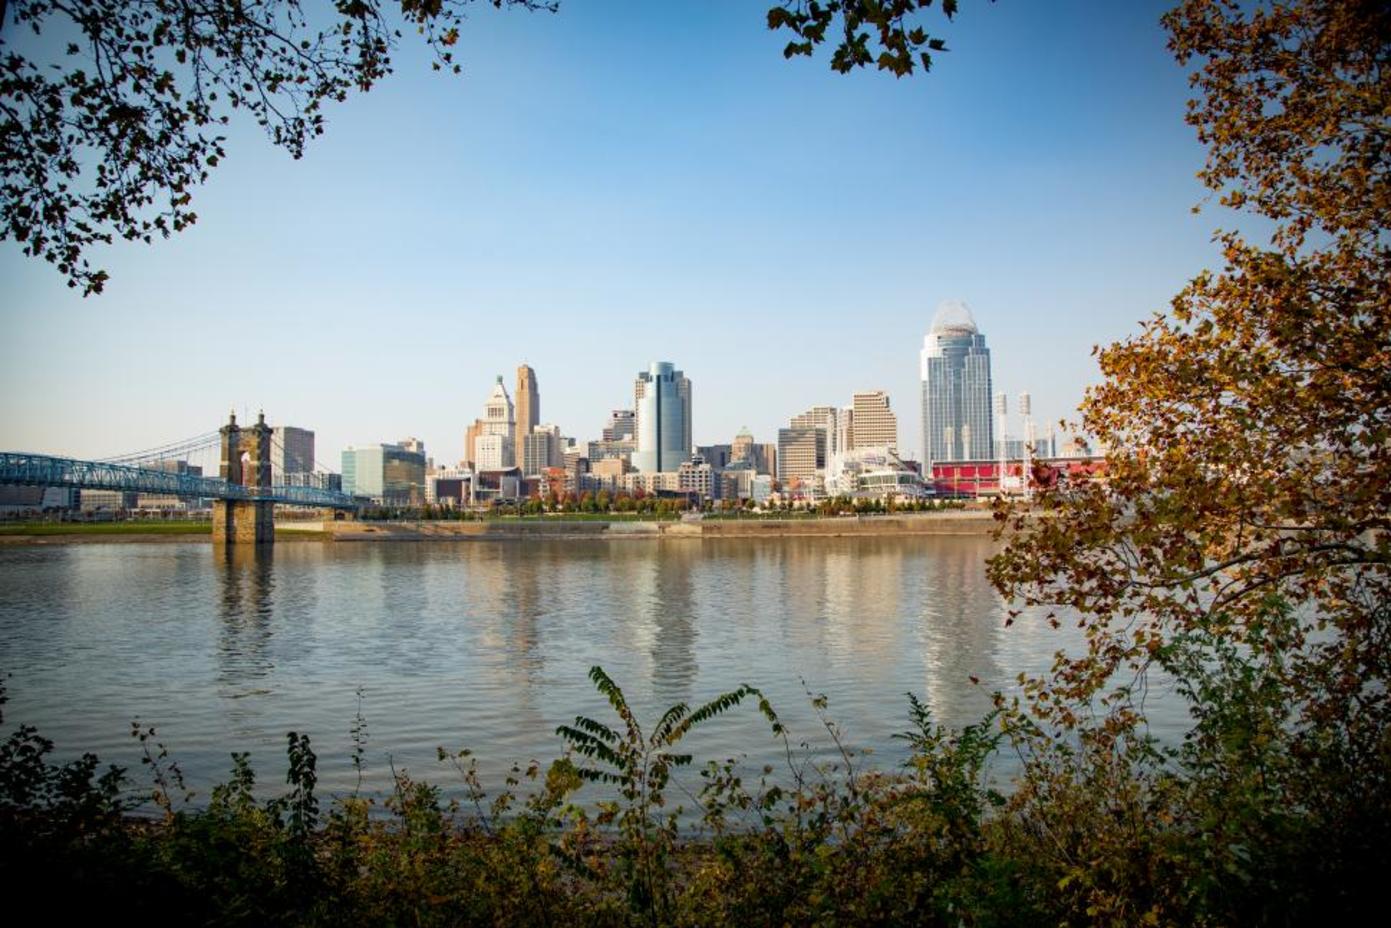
[
  {"left": 0, "top": 522, "right": 328, "bottom": 539},
  {"left": 0, "top": 521, "right": 213, "bottom": 535}
]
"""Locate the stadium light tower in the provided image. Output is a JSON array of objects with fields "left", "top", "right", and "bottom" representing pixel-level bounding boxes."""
[
  {"left": 1019, "top": 392, "right": 1035, "bottom": 502},
  {"left": 994, "top": 392, "right": 1008, "bottom": 497}
]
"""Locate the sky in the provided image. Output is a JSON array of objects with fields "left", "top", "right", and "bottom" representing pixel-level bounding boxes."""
[{"left": 0, "top": 0, "right": 1232, "bottom": 467}]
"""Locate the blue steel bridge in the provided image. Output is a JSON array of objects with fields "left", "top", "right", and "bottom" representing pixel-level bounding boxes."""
[
  {"left": 0, "top": 452, "right": 357, "bottom": 509},
  {"left": 0, "top": 423, "right": 358, "bottom": 510}
]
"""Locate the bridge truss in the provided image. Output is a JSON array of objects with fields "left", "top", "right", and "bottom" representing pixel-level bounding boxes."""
[{"left": 0, "top": 452, "right": 358, "bottom": 510}]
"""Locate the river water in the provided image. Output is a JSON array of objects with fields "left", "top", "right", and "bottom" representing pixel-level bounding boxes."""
[{"left": 0, "top": 537, "right": 1184, "bottom": 804}]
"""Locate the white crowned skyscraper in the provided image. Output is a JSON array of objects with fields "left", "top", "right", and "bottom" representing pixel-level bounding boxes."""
[{"left": 920, "top": 300, "right": 993, "bottom": 468}]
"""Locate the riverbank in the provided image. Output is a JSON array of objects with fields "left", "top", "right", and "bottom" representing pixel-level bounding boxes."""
[
  {"left": 0, "top": 510, "right": 1000, "bottom": 544},
  {"left": 0, "top": 521, "right": 328, "bottom": 544},
  {"left": 322, "top": 510, "right": 999, "bottom": 541}
]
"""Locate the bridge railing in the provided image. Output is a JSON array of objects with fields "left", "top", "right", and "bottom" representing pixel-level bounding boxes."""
[{"left": 0, "top": 452, "right": 357, "bottom": 509}]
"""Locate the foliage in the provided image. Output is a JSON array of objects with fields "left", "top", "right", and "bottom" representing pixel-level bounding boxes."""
[
  {"left": 988, "top": 0, "right": 1390, "bottom": 745},
  {"left": 5, "top": 653, "right": 1391, "bottom": 924},
  {"left": 0, "top": 0, "right": 558, "bottom": 294},
  {"left": 984, "top": 1, "right": 1391, "bottom": 920},
  {"left": 766, "top": 0, "right": 987, "bottom": 76}
]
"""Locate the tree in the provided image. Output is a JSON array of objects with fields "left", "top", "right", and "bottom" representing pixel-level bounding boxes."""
[
  {"left": 988, "top": 0, "right": 1389, "bottom": 764},
  {"left": 1, "top": 0, "right": 977, "bottom": 294},
  {"left": 0, "top": 0, "right": 557, "bottom": 294}
]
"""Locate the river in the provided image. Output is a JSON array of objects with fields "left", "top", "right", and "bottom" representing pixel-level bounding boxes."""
[{"left": 0, "top": 537, "right": 1183, "bottom": 805}]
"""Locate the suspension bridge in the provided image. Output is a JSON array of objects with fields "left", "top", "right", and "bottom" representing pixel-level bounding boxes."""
[{"left": 0, "top": 412, "right": 359, "bottom": 544}]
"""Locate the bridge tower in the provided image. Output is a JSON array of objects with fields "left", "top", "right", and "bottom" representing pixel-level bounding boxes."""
[{"left": 212, "top": 411, "right": 274, "bottom": 545}]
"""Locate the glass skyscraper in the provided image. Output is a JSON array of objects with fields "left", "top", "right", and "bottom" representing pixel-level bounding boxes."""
[
  {"left": 633, "top": 361, "right": 691, "bottom": 473},
  {"left": 920, "top": 300, "right": 993, "bottom": 467}
]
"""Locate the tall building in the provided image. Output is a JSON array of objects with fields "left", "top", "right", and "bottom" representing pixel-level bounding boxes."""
[
  {"left": 475, "top": 433, "right": 513, "bottom": 472},
  {"left": 270, "top": 426, "right": 315, "bottom": 483},
  {"left": 514, "top": 364, "right": 539, "bottom": 465},
  {"left": 920, "top": 299, "right": 993, "bottom": 466},
  {"left": 731, "top": 426, "right": 755, "bottom": 464},
  {"left": 522, "top": 423, "right": 563, "bottom": 476},
  {"left": 603, "top": 409, "right": 636, "bottom": 442},
  {"left": 790, "top": 405, "right": 836, "bottom": 432},
  {"left": 696, "top": 444, "right": 732, "bottom": 470},
  {"left": 777, "top": 426, "right": 826, "bottom": 484},
  {"left": 850, "top": 391, "right": 898, "bottom": 450},
  {"left": 633, "top": 361, "right": 691, "bottom": 473},
  {"left": 342, "top": 443, "right": 426, "bottom": 505},
  {"left": 466, "top": 375, "right": 515, "bottom": 469}
]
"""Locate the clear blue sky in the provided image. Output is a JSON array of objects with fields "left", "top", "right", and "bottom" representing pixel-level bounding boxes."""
[{"left": 1, "top": 0, "right": 1229, "bottom": 466}]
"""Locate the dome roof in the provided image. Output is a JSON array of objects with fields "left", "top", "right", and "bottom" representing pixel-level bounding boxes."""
[{"left": 930, "top": 299, "right": 978, "bottom": 336}]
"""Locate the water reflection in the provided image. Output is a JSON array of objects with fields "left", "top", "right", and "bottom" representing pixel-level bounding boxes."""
[
  {"left": 649, "top": 541, "right": 697, "bottom": 703},
  {"left": 913, "top": 537, "right": 1004, "bottom": 726},
  {"left": 0, "top": 537, "right": 1191, "bottom": 803},
  {"left": 215, "top": 545, "right": 276, "bottom": 695}
]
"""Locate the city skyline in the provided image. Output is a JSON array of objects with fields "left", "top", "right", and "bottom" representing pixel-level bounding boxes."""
[{"left": 1, "top": 1, "right": 1232, "bottom": 463}]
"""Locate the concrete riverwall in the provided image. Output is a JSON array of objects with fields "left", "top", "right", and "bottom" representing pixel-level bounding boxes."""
[{"left": 317, "top": 511, "right": 999, "bottom": 542}]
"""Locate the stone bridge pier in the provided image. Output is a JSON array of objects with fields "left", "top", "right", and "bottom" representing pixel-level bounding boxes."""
[{"left": 212, "top": 411, "right": 274, "bottom": 545}]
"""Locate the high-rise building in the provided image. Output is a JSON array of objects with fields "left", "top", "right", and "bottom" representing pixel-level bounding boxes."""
[
  {"left": 850, "top": 391, "right": 898, "bottom": 450},
  {"left": 731, "top": 426, "right": 755, "bottom": 463},
  {"left": 342, "top": 443, "right": 426, "bottom": 505},
  {"left": 475, "top": 433, "right": 514, "bottom": 472},
  {"left": 522, "top": 423, "right": 563, "bottom": 475},
  {"left": 777, "top": 426, "right": 826, "bottom": 485},
  {"left": 464, "top": 419, "right": 484, "bottom": 468},
  {"left": 514, "top": 364, "right": 539, "bottom": 465},
  {"left": 790, "top": 405, "right": 837, "bottom": 433},
  {"left": 603, "top": 409, "right": 636, "bottom": 442},
  {"left": 756, "top": 442, "right": 777, "bottom": 477},
  {"left": 920, "top": 299, "right": 993, "bottom": 466},
  {"left": 466, "top": 375, "right": 515, "bottom": 469},
  {"left": 633, "top": 361, "right": 691, "bottom": 473},
  {"left": 696, "top": 444, "right": 732, "bottom": 470},
  {"left": 270, "top": 426, "right": 315, "bottom": 484}
]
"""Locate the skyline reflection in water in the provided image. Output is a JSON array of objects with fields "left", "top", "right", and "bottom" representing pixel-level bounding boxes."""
[{"left": 0, "top": 537, "right": 1182, "bottom": 801}]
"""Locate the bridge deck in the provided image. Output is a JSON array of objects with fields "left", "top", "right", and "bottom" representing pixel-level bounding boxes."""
[{"left": 0, "top": 452, "right": 358, "bottom": 510}]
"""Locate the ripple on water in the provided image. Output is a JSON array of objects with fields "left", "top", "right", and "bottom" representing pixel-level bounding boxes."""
[{"left": 0, "top": 537, "right": 1186, "bottom": 803}]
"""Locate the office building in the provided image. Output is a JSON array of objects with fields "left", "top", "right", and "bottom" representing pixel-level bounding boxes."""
[
  {"left": 466, "top": 375, "right": 515, "bottom": 469},
  {"left": 696, "top": 444, "right": 733, "bottom": 470},
  {"left": 633, "top": 361, "right": 691, "bottom": 473},
  {"left": 755, "top": 442, "right": 777, "bottom": 476},
  {"left": 920, "top": 299, "right": 993, "bottom": 467},
  {"left": 603, "top": 409, "right": 636, "bottom": 442},
  {"left": 850, "top": 391, "right": 898, "bottom": 451},
  {"left": 522, "top": 423, "right": 563, "bottom": 476},
  {"left": 777, "top": 425, "right": 826, "bottom": 485},
  {"left": 679, "top": 455, "right": 717, "bottom": 500},
  {"left": 475, "top": 433, "right": 513, "bottom": 472},
  {"left": 270, "top": 426, "right": 315, "bottom": 484},
  {"left": 342, "top": 443, "right": 427, "bottom": 505},
  {"left": 514, "top": 365, "right": 539, "bottom": 467},
  {"left": 731, "top": 426, "right": 756, "bottom": 464}
]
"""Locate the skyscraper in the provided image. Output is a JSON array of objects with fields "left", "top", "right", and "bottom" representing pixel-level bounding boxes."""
[
  {"left": 469, "top": 375, "right": 515, "bottom": 470},
  {"left": 849, "top": 391, "right": 898, "bottom": 450},
  {"left": 270, "top": 426, "right": 315, "bottom": 483},
  {"left": 633, "top": 361, "right": 691, "bottom": 473},
  {"left": 514, "top": 364, "right": 539, "bottom": 465},
  {"left": 920, "top": 300, "right": 993, "bottom": 467},
  {"left": 603, "top": 409, "right": 636, "bottom": 442}
]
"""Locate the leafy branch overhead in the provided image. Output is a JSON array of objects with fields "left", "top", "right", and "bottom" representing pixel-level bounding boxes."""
[
  {"left": 0, "top": 0, "right": 558, "bottom": 295},
  {"left": 766, "top": 0, "right": 976, "bottom": 75}
]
